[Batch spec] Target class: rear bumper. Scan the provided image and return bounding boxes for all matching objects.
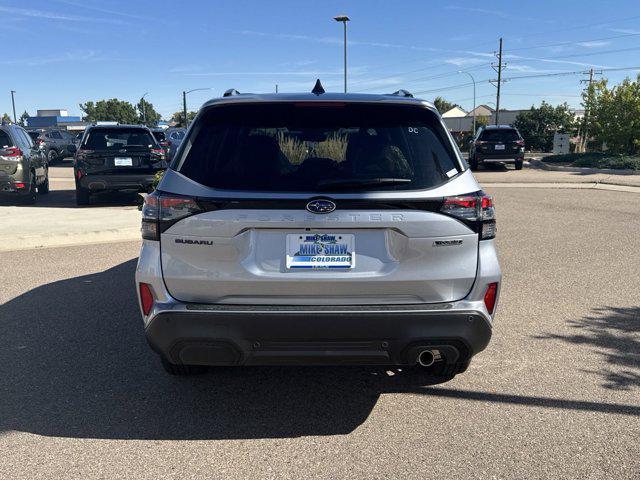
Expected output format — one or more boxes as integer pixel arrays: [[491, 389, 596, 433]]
[[475, 152, 524, 163], [145, 304, 492, 366], [0, 177, 32, 196], [78, 172, 158, 192]]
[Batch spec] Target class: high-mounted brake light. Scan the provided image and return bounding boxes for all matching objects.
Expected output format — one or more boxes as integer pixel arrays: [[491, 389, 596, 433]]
[[139, 282, 154, 316], [141, 191, 202, 240], [440, 193, 496, 240]]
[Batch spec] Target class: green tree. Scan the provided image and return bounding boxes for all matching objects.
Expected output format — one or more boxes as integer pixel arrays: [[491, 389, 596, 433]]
[[513, 101, 575, 151], [18, 111, 30, 126], [585, 75, 640, 154], [136, 99, 162, 127], [1, 113, 11, 124], [80, 99, 139, 124], [171, 110, 197, 127], [433, 97, 458, 115]]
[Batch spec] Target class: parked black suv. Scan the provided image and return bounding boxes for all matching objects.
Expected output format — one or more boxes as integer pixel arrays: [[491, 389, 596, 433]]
[[71, 125, 166, 205], [469, 125, 525, 170], [0, 124, 49, 204]]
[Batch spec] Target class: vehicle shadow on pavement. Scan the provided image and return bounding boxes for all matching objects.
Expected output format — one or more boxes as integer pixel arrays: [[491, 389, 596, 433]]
[[536, 306, 640, 391], [0, 259, 448, 440], [1, 261, 638, 441], [0, 191, 141, 209]]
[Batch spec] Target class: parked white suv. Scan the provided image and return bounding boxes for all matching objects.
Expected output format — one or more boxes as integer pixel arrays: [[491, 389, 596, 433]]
[[136, 85, 501, 381]]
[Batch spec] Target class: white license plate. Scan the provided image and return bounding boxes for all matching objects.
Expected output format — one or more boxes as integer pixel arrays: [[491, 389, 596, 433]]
[[494, 144, 505, 150], [286, 233, 355, 269], [114, 157, 133, 166]]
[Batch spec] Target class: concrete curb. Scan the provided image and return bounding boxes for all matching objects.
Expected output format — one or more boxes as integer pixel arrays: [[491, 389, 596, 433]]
[[527, 158, 640, 176], [483, 182, 640, 194]]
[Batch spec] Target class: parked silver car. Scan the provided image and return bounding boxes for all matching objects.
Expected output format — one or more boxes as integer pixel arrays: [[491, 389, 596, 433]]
[[136, 87, 502, 380]]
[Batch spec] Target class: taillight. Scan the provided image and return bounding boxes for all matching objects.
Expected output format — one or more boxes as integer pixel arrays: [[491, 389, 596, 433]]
[[515, 140, 525, 146], [1, 146, 22, 158], [151, 148, 165, 156], [440, 193, 496, 240], [484, 282, 498, 314], [159, 141, 170, 147], [139, 282, 154, 316], [141, 191, 202, 240]]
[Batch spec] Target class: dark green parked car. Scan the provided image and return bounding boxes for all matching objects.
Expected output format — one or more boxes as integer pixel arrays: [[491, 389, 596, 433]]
[[0, 123, 49, 204]]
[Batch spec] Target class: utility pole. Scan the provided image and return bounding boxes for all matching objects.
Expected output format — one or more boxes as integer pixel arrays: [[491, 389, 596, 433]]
[[182, 91, 188, 128], [10, 90, 17, 124], [490, 38, 506, 125], [275, 84, 278, 94], [579, 68, 602, 152], [334, 15, 350, 93], [141, 92, 148, 126]]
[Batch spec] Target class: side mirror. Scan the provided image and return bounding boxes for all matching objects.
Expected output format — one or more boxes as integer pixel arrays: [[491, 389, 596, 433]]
[[67, 144, 77, 154]]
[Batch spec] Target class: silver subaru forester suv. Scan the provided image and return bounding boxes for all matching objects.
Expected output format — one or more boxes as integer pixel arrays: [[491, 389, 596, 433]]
[[136, 87, 501, 380]]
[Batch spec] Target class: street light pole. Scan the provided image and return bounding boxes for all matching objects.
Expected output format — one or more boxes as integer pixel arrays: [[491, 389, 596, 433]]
[[10, 90, 17, 124], [182, 88, 211, 128], [334, 15, 350, 93], [458, 71, 476, 134], [141, 92, 148, 125]]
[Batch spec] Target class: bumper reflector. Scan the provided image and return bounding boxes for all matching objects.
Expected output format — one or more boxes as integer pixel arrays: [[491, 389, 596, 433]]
[[484, 283, 498, 315], [139, 283, 154, 316]]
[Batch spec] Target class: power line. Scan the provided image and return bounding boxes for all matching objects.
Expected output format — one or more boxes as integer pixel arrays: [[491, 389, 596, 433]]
[[504, 32, 640, 53]]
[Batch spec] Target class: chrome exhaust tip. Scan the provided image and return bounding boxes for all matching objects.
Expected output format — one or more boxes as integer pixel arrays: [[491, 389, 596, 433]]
[[417, 349, 436, 367]]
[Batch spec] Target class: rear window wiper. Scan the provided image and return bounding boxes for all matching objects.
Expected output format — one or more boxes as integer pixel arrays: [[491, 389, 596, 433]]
[[316, 177, 412, 190]]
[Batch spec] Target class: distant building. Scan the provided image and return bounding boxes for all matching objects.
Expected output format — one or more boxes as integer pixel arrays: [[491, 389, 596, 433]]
[[442, 104, 584, 134], [441, 106, 468, 118], [25, 109, 89, 131]]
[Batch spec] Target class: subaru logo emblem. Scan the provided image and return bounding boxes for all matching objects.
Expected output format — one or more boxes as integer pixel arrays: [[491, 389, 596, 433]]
[[306, 199, 336, 214]]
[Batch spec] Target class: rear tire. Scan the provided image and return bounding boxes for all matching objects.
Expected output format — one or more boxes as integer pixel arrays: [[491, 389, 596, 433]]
[[47, 149, 59, 165], [515, 159, 523, 170], [75, 185, 90, 206], [469, 155, 479, 170], [21, 173, 37, 205], [38, 169, 49, 194], [160, 356, 208, 375], [413, 361, 470, 381]]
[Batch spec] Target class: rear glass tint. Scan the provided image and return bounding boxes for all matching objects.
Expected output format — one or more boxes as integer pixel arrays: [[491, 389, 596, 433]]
[[177, 103, 460, 192], [479, 129, 521, 142], [82, 128, 155, 150], [0, 130, 14, 148], [27, 131, 40, 141]]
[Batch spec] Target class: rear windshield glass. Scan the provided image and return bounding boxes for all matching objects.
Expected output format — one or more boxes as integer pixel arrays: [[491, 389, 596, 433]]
[[479, 129, 521, 142], [169, 130, 185, 140], [152, 131, 166, 142], [82, 128, 155, 150], [177, 103, 460, 192], [27, 131, 40, 141], [0, 131, 13, 148]]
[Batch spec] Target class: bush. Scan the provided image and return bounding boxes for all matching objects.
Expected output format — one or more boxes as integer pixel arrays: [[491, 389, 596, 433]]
[[543, 153, 640, 170]]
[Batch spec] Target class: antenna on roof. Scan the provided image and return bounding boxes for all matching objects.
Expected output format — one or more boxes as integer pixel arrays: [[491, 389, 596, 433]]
[[223, 88, 241, 97], [312, 79, 325, 95], [391, 89, 413, 98]]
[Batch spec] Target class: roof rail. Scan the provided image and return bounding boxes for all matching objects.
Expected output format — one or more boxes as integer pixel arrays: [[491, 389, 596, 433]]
[[223, 88, 241, 97], [390, 89, 414, 98]]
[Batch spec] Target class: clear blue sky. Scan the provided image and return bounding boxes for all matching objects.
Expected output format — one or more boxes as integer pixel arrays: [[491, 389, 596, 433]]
[[2, 0, 640, 119]]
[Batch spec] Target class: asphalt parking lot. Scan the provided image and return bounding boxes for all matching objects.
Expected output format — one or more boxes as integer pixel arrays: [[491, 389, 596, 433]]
[[0, 165, 638, 479]]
